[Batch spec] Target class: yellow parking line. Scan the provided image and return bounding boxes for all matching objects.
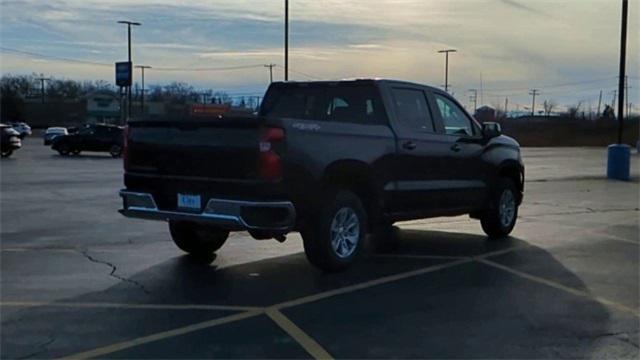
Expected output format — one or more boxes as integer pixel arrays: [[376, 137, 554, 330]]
[[0, 301, 261, 312], [273, 258, 473, 310], [58, 310, 263, 360], [265, 308, 333, 359], [477, 258, 640, 318], [594, 232, 639, 245], [371, 254, 469, 260]]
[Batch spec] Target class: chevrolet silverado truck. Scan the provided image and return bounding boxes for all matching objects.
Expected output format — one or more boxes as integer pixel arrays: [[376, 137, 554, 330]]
[[119, 80, 524, 271]]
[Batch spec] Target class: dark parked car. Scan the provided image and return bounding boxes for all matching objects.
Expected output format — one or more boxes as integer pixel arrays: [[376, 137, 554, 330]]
[[120, 79, 524, 271], [51, 124, 124, 157], [43, 127, 69, 145], [1, 124, 22, 158]]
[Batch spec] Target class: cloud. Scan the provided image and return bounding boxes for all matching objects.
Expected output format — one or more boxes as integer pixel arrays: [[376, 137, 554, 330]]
[[498, 0, 546, 15]]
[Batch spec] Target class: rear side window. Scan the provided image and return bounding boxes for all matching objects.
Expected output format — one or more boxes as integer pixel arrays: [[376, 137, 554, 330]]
[[325, 86, 384, 124], [391, 88, 435, 132]]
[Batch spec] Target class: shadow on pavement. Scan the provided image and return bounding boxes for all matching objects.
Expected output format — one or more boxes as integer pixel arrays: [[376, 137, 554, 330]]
[[2, 229, 634, 359]]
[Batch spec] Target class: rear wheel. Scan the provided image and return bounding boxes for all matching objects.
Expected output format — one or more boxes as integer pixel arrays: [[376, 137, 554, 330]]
[[72, 149, 81, 156], [301, 191, 367, 272], [480, 178, 519, 239], [109, 144, 122, 158], [169, 221, 229, 256], [1, 149, 13, 158], [57, 144, 71, 156]]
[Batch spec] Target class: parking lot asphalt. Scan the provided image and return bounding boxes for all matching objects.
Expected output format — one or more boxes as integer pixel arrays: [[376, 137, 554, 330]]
[[1, 138, 639, 359]]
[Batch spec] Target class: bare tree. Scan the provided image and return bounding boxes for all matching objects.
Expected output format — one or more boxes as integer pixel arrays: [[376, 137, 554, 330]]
[[543, 100, 557, 117]]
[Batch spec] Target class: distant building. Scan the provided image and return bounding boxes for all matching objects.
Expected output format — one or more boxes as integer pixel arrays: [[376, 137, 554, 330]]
[[85, 90, 120, 124]]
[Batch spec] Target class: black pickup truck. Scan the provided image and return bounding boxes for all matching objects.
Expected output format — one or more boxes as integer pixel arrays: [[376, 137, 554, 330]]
[[120, 79, 524, 271]]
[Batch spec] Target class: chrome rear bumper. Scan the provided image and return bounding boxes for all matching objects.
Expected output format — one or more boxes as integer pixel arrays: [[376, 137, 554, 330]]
[[119, 190, 296, 231]]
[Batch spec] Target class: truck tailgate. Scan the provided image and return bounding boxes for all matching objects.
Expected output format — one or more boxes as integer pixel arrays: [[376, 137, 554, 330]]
[[126, 117, 265, 180]]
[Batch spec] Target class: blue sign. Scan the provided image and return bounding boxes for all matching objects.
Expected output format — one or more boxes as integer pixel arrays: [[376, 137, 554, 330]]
[[115, 61, 132, 87]]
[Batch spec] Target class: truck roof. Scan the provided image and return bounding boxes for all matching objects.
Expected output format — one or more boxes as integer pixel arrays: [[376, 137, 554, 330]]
[[270, 79, 444, 93]]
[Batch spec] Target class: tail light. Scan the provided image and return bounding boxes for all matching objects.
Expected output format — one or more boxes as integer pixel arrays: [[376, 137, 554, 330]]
[[258, 127, 285, 180], [123, 125, 130, 169]]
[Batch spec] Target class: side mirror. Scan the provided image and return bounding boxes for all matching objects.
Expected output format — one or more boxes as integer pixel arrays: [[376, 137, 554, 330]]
[[482, 122, 502, 139]]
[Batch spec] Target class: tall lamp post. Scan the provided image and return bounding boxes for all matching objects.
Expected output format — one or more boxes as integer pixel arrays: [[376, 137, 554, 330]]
[[284, 0, 289, 81], [607, 0, 630, 181], [117, 20, 141, 120], [438, 49, 457, 93], [135, 65, 151, 114]]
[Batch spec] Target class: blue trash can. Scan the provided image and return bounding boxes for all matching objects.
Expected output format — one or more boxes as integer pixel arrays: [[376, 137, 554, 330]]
[[607, 144, 631, 181]]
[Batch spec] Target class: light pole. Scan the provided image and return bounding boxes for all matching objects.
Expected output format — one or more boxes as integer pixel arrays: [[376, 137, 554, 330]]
[[117, 20, 141, 120], [135, 65, 151, 114], [284, 0, 289, 81], [438, 49, 457, 93], [35, 76, 50, 104]]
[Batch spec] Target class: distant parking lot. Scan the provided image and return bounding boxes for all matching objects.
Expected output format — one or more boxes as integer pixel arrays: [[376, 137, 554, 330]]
[[1, 138, 639, 359]]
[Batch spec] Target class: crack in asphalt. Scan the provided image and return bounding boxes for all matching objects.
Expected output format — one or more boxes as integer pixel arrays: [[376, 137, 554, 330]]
[[17, 336, 56, 360], [78, 250, 150, 294], [589, 331, 640, 349]]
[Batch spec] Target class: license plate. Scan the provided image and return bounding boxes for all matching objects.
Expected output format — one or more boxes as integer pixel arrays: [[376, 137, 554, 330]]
[[177, 194, 201, 210]]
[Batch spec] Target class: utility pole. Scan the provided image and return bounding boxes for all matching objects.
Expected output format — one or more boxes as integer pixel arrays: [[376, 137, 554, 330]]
[[597, 90, 603, 117], [135, 65, 151, 114], [504, 98, 509, 117], [611, 90, 617, 109], [35, 76, 50, 104], [468, 89, 478, 113], [284, 0, 289, 81], [437, 49, 457, 93], [529, 89, 540, 116], [117, 20, 141, 121], [264, 63, 276, 83], [616, 0, 628, 144]]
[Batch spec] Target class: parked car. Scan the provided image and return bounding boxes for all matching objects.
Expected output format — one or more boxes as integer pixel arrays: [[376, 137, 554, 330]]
[[51, 124, 124, 157], [1, 124, 22, 158], [119, 79, 525, 271], [43, 127, 69, 145], [10, 122, 32, 139]]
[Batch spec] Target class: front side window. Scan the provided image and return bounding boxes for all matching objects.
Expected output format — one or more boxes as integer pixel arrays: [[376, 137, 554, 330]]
[[391, 88, 435, 132], [434, 94, 475, 136]]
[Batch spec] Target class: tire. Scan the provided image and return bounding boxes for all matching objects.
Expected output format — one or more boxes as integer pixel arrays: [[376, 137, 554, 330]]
[[169, 221, 229, 255], [57, 144, 71, 156], [480, 178, 519, 239], [369, 223, 400, 253], [72, 149, 81, 156], [109, 145, 122, 158], [301, 190, 367, 272], [1, 149, 13, 158]]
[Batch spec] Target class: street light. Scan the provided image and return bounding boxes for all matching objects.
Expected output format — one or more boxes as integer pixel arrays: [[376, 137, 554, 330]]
[[284, 0, 289, 81], [135, 65, 151, 114], [117, 20, 141, 120], [438, 49, 457, 93]]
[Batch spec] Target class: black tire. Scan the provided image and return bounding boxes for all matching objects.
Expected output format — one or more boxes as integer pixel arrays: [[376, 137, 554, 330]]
[[480, 178, 519, 239], [109, 145, 122, 158], [57, 144, 71, 156], [169, 221, 229, 255], [301, 190, 367, 272], [369, 223, 400, 253], [72, 149, 81, 156], [1, 149, 13, 158]]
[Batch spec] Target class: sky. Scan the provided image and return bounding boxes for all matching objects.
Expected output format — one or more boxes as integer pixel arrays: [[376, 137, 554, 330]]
[[0, 0, 638, 111]]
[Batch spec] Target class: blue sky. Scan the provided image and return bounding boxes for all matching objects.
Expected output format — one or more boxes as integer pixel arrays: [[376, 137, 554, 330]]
[[0, 0, 638, 111]]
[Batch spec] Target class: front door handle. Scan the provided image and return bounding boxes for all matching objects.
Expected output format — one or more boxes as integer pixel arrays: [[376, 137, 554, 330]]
[[451, 143, 461, 152], [402, 141, 417, 150]]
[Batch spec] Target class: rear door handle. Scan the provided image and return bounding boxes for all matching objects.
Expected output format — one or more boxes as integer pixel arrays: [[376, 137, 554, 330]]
[[450, 143, 461, 152], [402, 141, 417, 150]]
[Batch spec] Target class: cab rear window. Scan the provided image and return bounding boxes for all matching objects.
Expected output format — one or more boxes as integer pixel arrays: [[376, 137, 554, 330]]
[[261, 84, 386, 125]]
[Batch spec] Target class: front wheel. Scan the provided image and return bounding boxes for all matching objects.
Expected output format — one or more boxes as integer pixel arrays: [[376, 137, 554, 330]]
[[480, 178, 519, 239], [57, 144, 71, 156], [301, 191, 367, 272], [169, 221, 229, 256]]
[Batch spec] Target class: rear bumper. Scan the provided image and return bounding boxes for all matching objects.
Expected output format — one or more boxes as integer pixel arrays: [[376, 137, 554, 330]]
[[119, 190, 296, 232]]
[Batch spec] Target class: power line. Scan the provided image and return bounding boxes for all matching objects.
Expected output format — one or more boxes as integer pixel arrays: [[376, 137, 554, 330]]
[[0, 46, 112, 67]]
